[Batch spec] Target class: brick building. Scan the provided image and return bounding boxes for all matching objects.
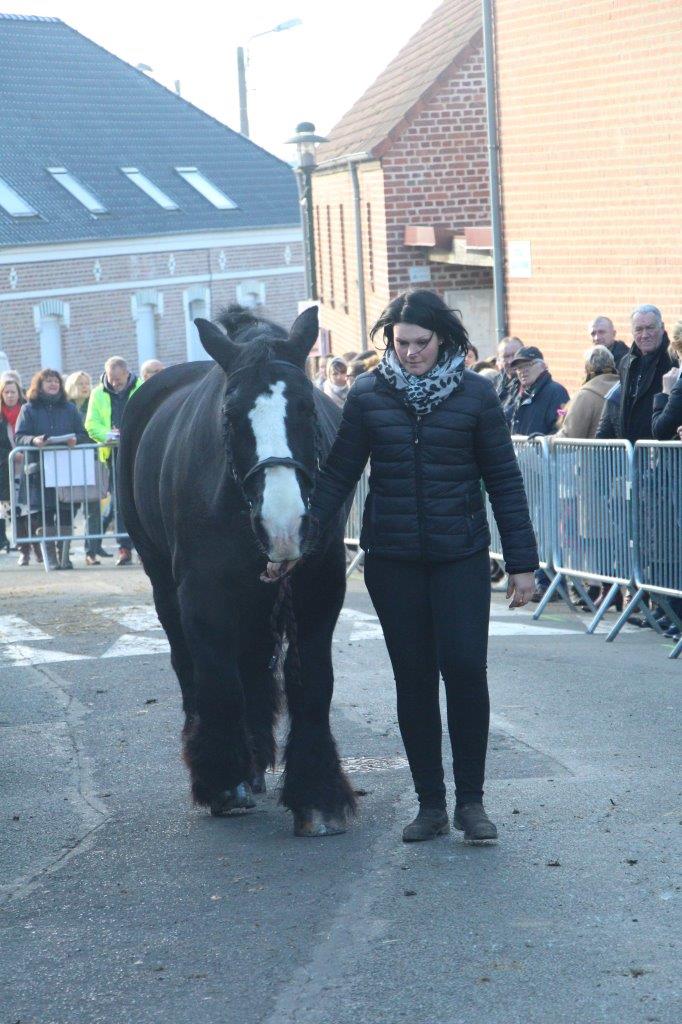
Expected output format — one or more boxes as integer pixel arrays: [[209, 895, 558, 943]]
[[493, 0, 682, 391], [0, 14, 304, 384], [310, 0, 494, 358]]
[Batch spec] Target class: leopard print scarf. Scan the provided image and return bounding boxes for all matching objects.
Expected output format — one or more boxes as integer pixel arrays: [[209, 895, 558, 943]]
[[376, 347, 465, 415]]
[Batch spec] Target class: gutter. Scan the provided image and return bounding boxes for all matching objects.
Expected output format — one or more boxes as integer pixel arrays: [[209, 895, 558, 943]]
[[482, 0, 507, 341], [349, 159, 368, 347]]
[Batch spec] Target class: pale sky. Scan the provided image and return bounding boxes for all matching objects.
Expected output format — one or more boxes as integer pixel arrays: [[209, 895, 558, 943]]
[[6, 0, 441, 160]]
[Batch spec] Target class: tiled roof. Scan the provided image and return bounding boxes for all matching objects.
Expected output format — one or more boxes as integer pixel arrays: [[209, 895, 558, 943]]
[[316, 0, 482, 164], [0, 14, 299, 247]]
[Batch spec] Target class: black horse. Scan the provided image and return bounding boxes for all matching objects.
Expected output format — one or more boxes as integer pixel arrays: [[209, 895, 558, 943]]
[[118, 305, 356, 836]]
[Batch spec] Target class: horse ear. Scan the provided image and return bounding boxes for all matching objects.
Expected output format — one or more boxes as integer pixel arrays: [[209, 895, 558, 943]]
[[286, 305, 320, 366], [194, 318, 239, 372]]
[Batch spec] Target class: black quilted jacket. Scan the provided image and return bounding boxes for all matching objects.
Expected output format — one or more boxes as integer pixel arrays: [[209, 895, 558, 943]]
[[311, 369, 539, 574]]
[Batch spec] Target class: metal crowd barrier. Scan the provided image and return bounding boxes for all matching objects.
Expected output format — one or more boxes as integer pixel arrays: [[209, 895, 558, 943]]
[[540, 439, 649, 633], [7, 442, 124, 572], [344, 467, 369, 576], [490, 436, 681, 658], [630, 441, 682, 657]]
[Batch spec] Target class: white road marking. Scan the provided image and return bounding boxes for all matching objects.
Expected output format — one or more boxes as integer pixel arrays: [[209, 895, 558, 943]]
[[0, 644, 89, 666], [489, 621, 576, 636], [337, 607, 385, 641], [0, 615, 52, 643], [101, 634, 170, 659], [93, 605, 161, 632]]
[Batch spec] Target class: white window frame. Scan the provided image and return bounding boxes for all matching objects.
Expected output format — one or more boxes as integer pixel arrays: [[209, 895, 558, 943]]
[[0, 177, 38, 217], [47, 167, 107, 213], [131, 290, 163, 367], [33, 299, 70, 372], [120, 168, 178, 210], [175, 167, 237, 209], [183, 286, 212, 361], [236, 280, 266, 310]]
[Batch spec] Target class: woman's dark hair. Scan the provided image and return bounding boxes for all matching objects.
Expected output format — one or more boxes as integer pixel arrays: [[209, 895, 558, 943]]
[[27, 368, 66, 403], [369, 289, 469, 356]]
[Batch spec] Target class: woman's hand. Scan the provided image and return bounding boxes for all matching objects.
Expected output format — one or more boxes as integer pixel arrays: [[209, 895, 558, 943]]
[[264, 559, 300, 581], [662, 367, 680, 395], [506, 572, 536, 609], [33, 435, 46, 447], [66, 436, 77, 447]]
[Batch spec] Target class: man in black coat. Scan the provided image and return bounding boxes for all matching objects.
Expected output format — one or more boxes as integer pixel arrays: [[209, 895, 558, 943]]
[[596, 304, 674, 443], [589, 315, 630, 370], [495, 335, 522, 424], [509, 347, 570, 437], [596, 305, 678, 632]]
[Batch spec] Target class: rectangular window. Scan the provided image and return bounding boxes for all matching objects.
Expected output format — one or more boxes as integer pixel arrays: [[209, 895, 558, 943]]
[[339, 204, 349, 313], [315, 205, 324, 303], [366, 202, 375, 292], [47, 167, 107, 213], [121, 168, 178, 210], [0, 177, 38, 217], [326, 205, 335, 308], [175, 167, 236, 209]]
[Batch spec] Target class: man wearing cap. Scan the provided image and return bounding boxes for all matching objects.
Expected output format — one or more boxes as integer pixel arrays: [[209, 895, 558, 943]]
[[509, 347, 570, 437]]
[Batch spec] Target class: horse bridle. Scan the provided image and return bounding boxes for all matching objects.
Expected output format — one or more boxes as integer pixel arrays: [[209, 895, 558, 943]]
[[224, 360, 321, 511]]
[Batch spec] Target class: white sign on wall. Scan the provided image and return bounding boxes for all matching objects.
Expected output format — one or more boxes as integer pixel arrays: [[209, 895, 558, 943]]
[[507, 240, 532, 278], [408, 265, 432, 284]]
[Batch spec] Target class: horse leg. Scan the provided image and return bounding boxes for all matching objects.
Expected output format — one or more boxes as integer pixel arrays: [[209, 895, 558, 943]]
[[145, 559, 196, 726], [238, 635, 281, 795], [176, 574, 255, 815], [281, 549, 357, 836]]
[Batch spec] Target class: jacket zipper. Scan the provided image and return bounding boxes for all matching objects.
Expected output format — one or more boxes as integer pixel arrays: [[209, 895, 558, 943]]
[[413, 413, 426, 558]]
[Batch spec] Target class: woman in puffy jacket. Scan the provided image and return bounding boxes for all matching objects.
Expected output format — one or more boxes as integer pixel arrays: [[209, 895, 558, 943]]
[[15, 368, 89, 568], [268, 290, 538, 845]]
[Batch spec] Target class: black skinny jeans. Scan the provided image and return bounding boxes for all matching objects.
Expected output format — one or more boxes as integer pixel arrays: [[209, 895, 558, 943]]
[[364, 548, 491, 810]]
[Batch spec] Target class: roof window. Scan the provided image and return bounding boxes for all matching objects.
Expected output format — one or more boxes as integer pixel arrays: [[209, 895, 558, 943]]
[[121, 168, 179, 210], [0, 177, 38, 217], [175, 167, 236, 209], [47, 167, 107, 213]]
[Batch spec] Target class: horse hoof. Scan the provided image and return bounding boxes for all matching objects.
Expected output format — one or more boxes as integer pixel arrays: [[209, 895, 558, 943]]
[[293, 810, 348, 837], [251, 770, 266, 795], [210, 782, 256, 816]]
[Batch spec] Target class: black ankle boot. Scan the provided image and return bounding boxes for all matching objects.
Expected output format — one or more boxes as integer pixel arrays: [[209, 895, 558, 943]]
[[402, 807, 450, 843], [453, 803, 498, 842]]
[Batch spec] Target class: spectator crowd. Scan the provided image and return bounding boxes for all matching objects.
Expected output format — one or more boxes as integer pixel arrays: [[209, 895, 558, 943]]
[[0, 355, 165, 569], [2, 299, 681, 639]]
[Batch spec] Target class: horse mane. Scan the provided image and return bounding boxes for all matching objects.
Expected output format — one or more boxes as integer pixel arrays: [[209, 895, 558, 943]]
[[218, 305, 288, 347]]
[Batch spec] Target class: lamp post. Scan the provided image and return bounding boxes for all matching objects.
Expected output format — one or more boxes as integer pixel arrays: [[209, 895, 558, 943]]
[[237, 18, 302, 139], [286, 122, 327, 302]]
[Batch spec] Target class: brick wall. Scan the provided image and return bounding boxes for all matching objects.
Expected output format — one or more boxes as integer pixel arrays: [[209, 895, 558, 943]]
[[382, 41, 492, 300], [0, 239, 304, 383], [495, 0, 682, 393], [311, 40, 492, 357]]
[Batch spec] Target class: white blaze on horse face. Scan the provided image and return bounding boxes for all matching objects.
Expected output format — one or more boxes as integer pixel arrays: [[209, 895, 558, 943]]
[[248, 380, 305, 561]]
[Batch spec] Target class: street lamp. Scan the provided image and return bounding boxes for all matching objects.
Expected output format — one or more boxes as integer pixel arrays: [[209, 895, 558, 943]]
[[286, 121, 327, 301], [237, 18, 302, 138]]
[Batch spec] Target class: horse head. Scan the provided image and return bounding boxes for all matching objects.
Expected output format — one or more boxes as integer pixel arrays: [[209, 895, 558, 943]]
[[194, 306, 320, 563]]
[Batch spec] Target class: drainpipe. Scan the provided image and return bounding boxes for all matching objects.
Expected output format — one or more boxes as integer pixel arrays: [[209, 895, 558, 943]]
[[482, 0, 507, 341], [349, 160, 368, 348]]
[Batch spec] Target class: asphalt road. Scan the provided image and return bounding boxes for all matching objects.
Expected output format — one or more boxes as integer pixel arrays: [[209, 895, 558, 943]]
[[1, 548, 680, 1024]]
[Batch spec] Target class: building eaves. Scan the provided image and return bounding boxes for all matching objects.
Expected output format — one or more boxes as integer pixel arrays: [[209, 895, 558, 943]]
[[315, 0, 482, 164]]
